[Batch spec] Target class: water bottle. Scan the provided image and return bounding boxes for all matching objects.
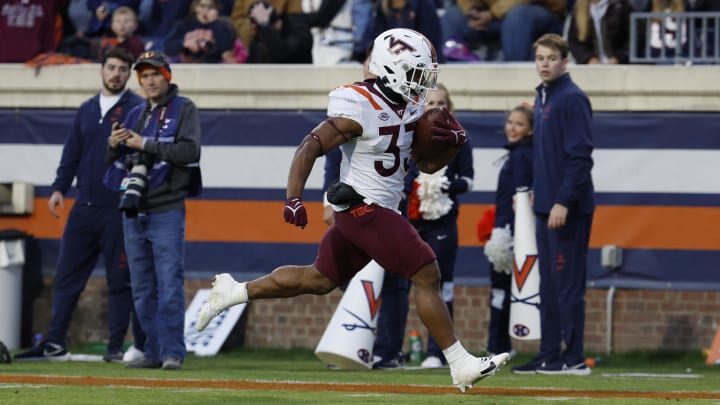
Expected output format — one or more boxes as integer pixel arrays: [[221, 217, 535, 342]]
[[34, 333, 43, 347], [409, 329, 424, 363]]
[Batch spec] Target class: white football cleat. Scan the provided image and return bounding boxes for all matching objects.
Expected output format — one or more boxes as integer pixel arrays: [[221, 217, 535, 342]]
[[122, 345, 144, 363], [451, 352, 509, 392], [196, 273, 243, 331], [420, 355, 444, 369]]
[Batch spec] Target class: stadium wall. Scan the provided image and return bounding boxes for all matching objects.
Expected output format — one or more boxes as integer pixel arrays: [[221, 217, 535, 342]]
[[30, 278, 720, 355], [2, 63, 719, 353]]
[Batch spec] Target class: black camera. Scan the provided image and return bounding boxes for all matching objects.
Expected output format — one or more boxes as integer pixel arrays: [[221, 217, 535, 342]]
[[118, 161, 148, 218]]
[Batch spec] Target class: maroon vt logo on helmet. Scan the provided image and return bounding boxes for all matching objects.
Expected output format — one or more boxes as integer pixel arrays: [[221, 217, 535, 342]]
[[388, 36, 416, 55]]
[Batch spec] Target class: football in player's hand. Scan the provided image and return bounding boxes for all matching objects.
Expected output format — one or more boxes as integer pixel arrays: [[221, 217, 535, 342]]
[[412, 107, 451, 159]]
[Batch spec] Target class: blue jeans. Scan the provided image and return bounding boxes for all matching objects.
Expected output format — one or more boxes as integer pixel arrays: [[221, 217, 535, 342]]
[[123, 208, 187, 362], [501, 5, 564, 61], [351, 0, 373, 57], [441, 4, 563, 61], [441, 5, 502, 46]]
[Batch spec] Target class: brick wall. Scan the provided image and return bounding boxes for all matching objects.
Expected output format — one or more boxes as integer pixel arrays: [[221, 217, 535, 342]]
[[28, 277, 720, 354]]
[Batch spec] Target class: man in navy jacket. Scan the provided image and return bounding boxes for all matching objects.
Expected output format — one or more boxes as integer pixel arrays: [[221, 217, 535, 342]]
[[512, 33, 595, 376], [15, 47, 146, 363]]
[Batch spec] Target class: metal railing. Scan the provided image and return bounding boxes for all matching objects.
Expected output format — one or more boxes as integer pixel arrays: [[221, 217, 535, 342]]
[[630, 11, 720, 64]]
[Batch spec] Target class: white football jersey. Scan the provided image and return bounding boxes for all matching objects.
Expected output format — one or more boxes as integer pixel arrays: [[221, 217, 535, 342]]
[[327, 81, 423, 212]]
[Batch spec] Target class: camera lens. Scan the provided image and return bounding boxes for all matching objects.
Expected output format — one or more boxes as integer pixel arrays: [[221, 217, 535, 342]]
[[119, 164, 148, 217]]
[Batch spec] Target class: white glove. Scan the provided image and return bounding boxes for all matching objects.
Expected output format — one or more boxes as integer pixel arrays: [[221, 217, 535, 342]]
[[484, 225, 514, 275]]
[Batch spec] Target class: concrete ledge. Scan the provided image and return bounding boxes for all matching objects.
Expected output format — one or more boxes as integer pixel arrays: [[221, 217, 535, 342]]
[[1, 63, 719, 111]]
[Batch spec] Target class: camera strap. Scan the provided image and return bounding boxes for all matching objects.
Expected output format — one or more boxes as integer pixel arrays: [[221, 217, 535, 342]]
[[134, 103, 168, 139], [155, 105, 168, 140], [120, 105, 168, 191]]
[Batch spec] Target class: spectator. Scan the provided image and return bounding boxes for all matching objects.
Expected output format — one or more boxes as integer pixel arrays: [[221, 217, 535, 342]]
[[245, 1, 313, 63], [139, 0, 192, 50], [108, 6, 146, 57], [14, 47, 146, 363], [60, 6, 146, 61], [483, 104, 533, 360], [441, 0, 567, 62], [86, 0, 140, 36], [631, 0, 720, 62], [164, 0, 236, 63], [404, 84, 473, 368], [355, 0, 446, 63], [0, 0, 64, 63], [230, 0, 302, 52], [511, 33, 595, 376], [105, 51, 202, 370], [196, 28, 509, 392], [648, 0, 687, 58], [567, 0, 633, 64], [642, 0, 719, 61], [300, 0, 355, 65]]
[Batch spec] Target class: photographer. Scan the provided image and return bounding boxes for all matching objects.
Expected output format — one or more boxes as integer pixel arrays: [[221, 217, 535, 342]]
[[105, 51, 201, 371]]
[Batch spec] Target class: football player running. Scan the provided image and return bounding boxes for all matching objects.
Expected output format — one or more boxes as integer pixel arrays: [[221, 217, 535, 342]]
[[197, 28, 509, 391]]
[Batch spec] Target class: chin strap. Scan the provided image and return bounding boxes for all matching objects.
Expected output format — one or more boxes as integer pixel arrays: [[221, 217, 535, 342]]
[[376, 77, 405, 104]]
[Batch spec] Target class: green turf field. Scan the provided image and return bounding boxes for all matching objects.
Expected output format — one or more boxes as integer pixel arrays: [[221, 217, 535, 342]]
[[1, 347, 719, 404]]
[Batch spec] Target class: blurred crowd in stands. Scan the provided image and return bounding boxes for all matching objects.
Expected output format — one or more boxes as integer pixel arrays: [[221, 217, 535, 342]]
[[1, 0, 719, 64]]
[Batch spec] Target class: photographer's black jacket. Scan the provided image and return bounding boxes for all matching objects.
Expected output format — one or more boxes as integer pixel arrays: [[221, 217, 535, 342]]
[[105, 84, 201, 214]]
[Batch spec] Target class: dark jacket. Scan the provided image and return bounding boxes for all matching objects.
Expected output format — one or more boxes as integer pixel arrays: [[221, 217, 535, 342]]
[[53, 89, 144, 207], [568, 0, 632, 64], [323, 147, 341, 192], [164, 18, 236, 63], [247, 15, 313, 63], [532, 73, 595, 216], [105, 84, 201, 213], [494, 137, 533, 232]]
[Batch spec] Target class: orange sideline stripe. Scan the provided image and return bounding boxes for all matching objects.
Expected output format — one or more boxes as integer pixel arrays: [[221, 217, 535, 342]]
[[1, 199, 719, 250]]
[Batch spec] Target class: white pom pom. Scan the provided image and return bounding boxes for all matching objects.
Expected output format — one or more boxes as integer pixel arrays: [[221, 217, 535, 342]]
[[415, 167, 454, 220], [484, 225, 514, 274]]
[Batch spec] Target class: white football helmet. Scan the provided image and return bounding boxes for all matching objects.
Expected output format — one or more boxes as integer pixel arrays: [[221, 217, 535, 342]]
[[369, 28, 439, 106]]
